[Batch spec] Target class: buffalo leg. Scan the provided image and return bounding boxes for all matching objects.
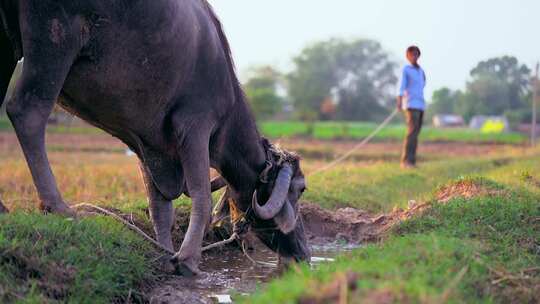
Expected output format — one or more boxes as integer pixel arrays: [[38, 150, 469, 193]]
[[171, 127, 212, 276], [0, 25, 16, 108], [139, 162, 175, 252], [0, 27, 16, 213], [6, 8, 82, 214]]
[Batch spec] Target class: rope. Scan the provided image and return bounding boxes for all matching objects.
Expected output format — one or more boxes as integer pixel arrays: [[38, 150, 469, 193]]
[[241, 240, 277, 268], [72, 203, 175, 255], [70, 110, 399, 268], [308, 109, 399, 177], [201, 233, 239, 252], [72, 203, 273, 267]]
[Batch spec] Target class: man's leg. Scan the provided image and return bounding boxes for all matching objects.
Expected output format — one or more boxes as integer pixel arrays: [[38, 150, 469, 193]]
[[411, 111, 424, 165], [402, 110, 423, 166], [401, 110, 415, 166], [408, 110, 424, 165]]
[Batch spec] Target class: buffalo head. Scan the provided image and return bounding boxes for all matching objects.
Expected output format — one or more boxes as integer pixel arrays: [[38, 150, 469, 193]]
[[249, 144, 310, 264]]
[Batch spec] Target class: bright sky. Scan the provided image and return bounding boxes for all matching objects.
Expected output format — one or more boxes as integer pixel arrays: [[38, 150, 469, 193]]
[[208, 0, 539, 100]]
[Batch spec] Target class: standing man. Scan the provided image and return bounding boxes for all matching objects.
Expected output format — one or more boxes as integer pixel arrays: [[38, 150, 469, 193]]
[[397, 46, 426, 169]]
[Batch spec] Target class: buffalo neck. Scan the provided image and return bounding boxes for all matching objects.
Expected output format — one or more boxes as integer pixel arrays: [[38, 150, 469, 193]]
[[212, 96, 266, 208]]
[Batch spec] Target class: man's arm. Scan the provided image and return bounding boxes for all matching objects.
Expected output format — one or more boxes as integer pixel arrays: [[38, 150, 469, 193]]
[[397, 95, 403, 110], [397, 68, 408, 110]]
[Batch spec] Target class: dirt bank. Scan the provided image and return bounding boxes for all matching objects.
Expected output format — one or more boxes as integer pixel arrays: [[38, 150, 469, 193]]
[[300, 201, 429, 244], [301, 177, 505, 244], [78, 178, 502, 303]]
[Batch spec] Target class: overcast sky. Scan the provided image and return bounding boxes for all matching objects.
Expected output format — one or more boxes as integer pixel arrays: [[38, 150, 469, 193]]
[[208, 0, 539, 99]]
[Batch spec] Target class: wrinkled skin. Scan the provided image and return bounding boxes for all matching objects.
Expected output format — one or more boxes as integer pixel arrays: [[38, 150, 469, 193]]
[[0, 0, 309, 276]]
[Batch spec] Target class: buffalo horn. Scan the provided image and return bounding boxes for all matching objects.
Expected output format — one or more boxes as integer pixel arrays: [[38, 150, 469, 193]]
[[252, 164, 293, 220]]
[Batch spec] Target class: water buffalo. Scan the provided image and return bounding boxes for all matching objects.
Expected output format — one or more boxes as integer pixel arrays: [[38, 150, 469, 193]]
[[0, 0, 310, 275]]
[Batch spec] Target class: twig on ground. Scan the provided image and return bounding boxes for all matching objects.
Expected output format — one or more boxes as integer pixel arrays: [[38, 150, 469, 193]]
[[474, 255, 538, 287], [201, 233, 239, 252], [72, 203, 278, 269], [522, 267, 540, 274], [126, 289, 132, 304], [241, 241, 276, 268], [72, 203, 175, 255], [439, 265, 469, 303]]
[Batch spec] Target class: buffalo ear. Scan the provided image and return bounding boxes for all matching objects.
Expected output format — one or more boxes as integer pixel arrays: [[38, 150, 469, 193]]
[[273, 201, 297, 234]]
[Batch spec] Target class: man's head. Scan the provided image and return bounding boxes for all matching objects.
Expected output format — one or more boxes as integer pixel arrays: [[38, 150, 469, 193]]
[[406, 46, 421, 67]]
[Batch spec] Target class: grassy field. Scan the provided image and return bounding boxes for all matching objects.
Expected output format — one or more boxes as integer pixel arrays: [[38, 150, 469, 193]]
[[0, 117, 529, 144], [260, 121, 527, 144], [304, 148, 539, 212], [244, 178, 540, 303], [0, 126, 538, 302], [0, 214, 155, 303]]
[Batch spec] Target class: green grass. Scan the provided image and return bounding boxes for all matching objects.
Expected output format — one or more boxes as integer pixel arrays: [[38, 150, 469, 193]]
[[304, 152, 540, 213], [260, 121, 527, 144], [243, 178, 540, 303], [0, 116, 103, 135], [0, 117, 536, 302], [0, 117, 527, 144], [0, 213, 156, 303]]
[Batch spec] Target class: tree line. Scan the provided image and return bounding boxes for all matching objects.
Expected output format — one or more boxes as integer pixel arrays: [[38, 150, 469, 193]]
[[1, 39, 534, 127], [245, 38, 535, 125], [428, 56, 532, 124]]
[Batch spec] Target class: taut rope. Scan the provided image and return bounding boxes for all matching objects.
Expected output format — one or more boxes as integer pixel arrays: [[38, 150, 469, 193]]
[[308, 109, 399, 177]]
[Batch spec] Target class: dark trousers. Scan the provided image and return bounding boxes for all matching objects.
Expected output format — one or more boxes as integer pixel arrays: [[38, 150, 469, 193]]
[[401, 109, 424, 165]]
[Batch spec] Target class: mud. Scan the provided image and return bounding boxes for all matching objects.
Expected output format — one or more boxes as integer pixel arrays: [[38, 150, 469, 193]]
[[300, 200, 430, 244], [147, 241, 353, 304], [143, 199, 437, 304]]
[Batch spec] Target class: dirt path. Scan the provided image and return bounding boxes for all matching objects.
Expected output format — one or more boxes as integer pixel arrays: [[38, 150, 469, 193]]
[[278, 138, 521, 161], [0, 132, 517, 158]]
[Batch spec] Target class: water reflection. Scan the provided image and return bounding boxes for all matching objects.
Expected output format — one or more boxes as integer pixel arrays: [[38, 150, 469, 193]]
[[174, 241, 361, 303]]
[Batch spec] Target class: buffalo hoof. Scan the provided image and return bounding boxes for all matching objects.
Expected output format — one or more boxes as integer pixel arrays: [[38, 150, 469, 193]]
[[40, 201, 76, 217], [156, 255, 177, 274], [170, 257, 201, 278], [277, 256, 296, 274]]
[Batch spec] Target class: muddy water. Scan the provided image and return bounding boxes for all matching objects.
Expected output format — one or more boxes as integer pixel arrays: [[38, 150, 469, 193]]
[[159, 241, 360, 303]]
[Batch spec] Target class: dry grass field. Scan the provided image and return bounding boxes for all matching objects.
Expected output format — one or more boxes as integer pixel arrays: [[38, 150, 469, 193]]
[[0, 127, 538, 303]]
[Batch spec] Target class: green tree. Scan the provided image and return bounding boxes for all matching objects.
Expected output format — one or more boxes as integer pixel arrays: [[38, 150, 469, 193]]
[[243, 66, 283, 120], [470, 56, 530, 108], [288, 38, 397, 121], [456, 56, 531, 122], [428, 88, 460, 114]]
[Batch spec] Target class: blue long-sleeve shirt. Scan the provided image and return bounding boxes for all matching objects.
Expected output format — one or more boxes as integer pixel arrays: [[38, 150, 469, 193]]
[[399, 65, 426, 111]]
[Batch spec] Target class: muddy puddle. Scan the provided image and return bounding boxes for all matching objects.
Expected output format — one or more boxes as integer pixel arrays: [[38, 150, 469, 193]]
[[147, 201, 423, 303], [149, 241, 360, 304]]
